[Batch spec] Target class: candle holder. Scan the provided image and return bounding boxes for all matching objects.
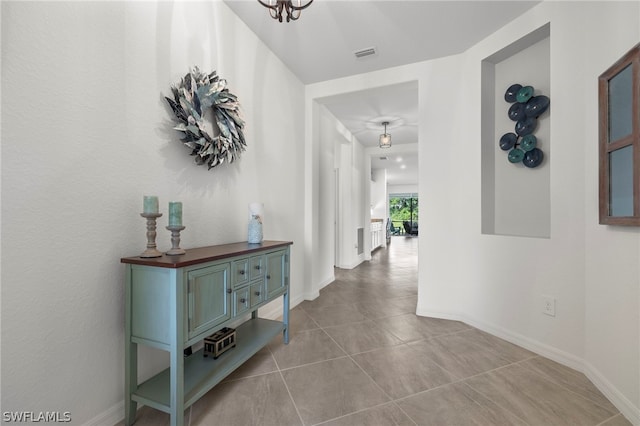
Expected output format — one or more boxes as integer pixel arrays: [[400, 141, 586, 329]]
[[166, 225, 186, 255], [140, 212, 163, 258]]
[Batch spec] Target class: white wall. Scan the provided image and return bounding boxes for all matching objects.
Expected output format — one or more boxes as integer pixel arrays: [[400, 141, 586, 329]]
[[418, 2, 640, 422], [337, 135, 368, 268], [316, 105, 350, 287], [1, 1, 305, 424], [370, 168, 387, 222], [305, 2, 639, 423], [388, 184, 418, 195], [581, 2, 640, 418], [303, 98, 369, 288], [352, 137, 368, 260]]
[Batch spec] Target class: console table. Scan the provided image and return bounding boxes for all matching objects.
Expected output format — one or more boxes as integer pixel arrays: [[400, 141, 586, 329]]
[[121, 240, 292, 426]]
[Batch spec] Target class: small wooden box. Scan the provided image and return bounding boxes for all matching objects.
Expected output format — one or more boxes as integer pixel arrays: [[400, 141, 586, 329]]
[[203, 327, 236, 359]]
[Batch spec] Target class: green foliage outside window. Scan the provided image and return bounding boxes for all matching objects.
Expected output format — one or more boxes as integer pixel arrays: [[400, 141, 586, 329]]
[[389, 196, 419, 223]]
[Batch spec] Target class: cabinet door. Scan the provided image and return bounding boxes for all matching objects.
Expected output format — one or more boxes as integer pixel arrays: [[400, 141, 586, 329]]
[[265, 250, 287, 300], [187, 263, 231, 339]]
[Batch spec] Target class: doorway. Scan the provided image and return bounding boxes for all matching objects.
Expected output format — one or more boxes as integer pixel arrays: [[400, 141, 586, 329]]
[[389, 193, 419, 236]]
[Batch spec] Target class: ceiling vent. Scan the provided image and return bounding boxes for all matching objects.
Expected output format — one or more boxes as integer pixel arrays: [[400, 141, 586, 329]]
[[379, 156, 388, 160], [354, 47, 377, 59]]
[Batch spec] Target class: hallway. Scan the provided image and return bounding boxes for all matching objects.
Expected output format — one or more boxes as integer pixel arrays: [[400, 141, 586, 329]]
[[127, 237, 629, 426]]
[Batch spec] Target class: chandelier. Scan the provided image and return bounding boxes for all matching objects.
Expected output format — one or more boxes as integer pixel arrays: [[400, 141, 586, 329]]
[[257, 0, 313, 22], [379, 122, 392, 148]]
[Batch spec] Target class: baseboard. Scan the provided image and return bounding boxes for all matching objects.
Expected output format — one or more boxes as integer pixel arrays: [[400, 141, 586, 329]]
[[462, 315, 585, 371], [301, 275, 334, 303], [415, 306, 463, 322], [318, 274, 335, 291], [583, 361, 640, 425], [303, 290, 320, 301], [417, 307, 640, 424], [82, 401, 123, 426], [290, 293, 305, 310]]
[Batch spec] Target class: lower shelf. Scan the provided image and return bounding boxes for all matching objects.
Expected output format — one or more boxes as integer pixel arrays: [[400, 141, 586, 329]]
[[133, 318, 285, 411]]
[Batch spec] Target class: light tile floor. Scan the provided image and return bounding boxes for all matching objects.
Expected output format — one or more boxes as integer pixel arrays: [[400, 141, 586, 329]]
[[124, 237, 631, 426]]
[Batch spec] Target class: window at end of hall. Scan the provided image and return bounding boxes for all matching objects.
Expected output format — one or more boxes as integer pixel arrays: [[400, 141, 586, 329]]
[[389, 194, 418, 232]]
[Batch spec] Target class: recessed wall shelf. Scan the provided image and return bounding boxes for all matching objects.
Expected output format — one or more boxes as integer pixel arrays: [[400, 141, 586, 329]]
[[481, 23, 551, 238]]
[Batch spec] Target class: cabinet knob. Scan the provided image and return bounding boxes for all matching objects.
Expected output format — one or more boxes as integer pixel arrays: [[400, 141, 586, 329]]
[[255, 265, 261, 270], [227, 288, 232, 294], [239, 270, 245, 275], [240, 298, 247, 304], [254, 291, 261, 296], [266, 275, 271, 280]]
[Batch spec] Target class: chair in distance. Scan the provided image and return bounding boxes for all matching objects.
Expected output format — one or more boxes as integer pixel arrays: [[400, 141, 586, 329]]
[[388, 219, 401, 236], [403, 220, 418, 236]]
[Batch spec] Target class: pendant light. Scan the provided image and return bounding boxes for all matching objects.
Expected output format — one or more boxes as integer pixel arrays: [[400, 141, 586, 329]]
[[379, 122, 392, 148]]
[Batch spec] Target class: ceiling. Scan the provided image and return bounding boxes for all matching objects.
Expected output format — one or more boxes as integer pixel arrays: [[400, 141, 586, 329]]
[[225, 0, 541, 185], [318, 81, 420, 185]]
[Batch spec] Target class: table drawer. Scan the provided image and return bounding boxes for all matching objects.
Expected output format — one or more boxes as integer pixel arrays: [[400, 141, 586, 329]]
[[250, 282, 264, 307], [233, 287, 250, 317], [249, 255, 265, 281], [231, 258, 249, 287]]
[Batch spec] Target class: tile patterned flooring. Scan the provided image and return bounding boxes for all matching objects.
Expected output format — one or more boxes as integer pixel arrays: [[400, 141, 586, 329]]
[[125, 237, 631, 426]]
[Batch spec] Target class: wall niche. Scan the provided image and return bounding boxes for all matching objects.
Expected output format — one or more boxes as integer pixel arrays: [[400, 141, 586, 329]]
[[481, 24, 551, 238]]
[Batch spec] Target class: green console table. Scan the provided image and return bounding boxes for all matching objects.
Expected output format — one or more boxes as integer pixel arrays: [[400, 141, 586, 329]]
[[121, 240, 292, 426]]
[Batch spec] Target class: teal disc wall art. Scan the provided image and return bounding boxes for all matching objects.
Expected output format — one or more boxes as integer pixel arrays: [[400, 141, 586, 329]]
[[521, 134, 537, 152], [498, 83, 550, 168], [499, 133, 518, 151], [508, 148, 525, 163]]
